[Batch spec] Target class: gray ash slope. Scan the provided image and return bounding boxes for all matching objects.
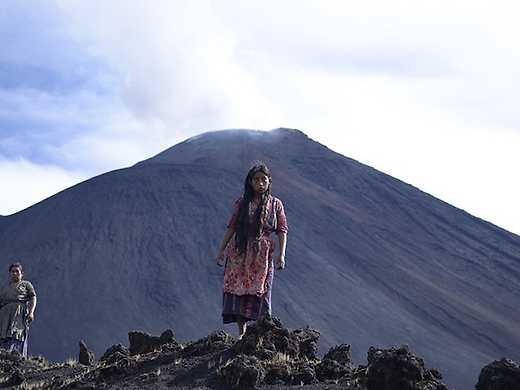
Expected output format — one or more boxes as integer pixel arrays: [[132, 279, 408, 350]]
[[1, 128, 519, 389]]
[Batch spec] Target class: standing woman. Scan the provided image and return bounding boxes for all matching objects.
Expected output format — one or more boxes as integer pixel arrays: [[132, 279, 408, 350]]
[[0, 262, 37, 356], [216, 163, 288, 339]]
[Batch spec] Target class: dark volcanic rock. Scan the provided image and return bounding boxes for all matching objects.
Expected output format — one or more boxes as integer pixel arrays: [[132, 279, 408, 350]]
[[218, 354, 264, 389], [2, 367, 25, 387], [181, 330, 234, 358], [316, 357, 351, 381], [264, 363, 293, 385], [226, 317, 322, 386], [100, 343, 129, 364], [128, 329, 177, 355], [98, 356, 136, 380], [234, 316, 320, 361], [293, 362, 318, 385], [476, 358, 520, 390], [316, 343, 353, 381], [0, 324, 458, 390], [365, 346, 447, 390], [78, 340, 95, 365], [324, 343, 353, 366]]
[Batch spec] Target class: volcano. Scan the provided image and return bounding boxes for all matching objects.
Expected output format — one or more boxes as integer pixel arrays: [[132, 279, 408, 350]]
[[1, 128, 519, 389]]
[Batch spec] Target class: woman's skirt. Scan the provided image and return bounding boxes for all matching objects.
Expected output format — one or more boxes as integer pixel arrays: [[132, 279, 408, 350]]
[[222, 260, 274, 324], [0, 336, 28, 357]]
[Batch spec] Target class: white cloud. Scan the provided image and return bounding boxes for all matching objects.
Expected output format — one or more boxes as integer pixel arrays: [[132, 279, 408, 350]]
[[52, 0, 520, 138], [56, 1, 284, 132], [0, 157, 86, 216]]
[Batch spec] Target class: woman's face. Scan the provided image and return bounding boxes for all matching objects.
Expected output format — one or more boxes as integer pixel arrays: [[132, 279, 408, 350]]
[[250, 172, 270, 195], [9, 266, 22, 283]]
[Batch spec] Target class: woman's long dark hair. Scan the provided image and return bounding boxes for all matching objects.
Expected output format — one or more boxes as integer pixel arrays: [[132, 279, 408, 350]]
[[235, 163, 272, 254]]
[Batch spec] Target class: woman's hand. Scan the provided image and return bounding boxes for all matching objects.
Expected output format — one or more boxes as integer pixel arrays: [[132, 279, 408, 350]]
[[276, 254, 285, 270], [26, 312, 34, 323], [216, 249, 226, 266]]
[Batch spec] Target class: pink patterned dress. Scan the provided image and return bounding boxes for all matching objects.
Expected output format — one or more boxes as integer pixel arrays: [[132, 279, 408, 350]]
[[222, 195, 288, 323]]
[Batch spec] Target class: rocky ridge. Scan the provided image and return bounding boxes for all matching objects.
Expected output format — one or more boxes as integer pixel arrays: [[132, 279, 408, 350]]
[[1, 317, 515, 389]]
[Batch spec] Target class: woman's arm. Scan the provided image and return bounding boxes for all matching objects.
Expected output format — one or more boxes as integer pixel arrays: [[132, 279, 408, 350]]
[[275, 198, 288, 269], [27, 295, 37, 322], [216, 227, 235, 265], [276, 232, 287, 269], [24, 281, 37, 322], [218, 228, 235, 256], [216, 199, 241, 265]]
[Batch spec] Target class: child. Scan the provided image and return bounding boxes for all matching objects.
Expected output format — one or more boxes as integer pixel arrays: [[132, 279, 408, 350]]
[[216, 163, 288, 339]]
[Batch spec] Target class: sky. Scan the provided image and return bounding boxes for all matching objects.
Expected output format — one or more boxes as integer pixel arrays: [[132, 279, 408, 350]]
[[1, 0, 519, 235]]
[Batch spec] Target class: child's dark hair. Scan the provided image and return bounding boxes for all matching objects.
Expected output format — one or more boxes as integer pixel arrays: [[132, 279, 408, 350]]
[[9, 262, 23, 272], [235, 163, 272, 254]]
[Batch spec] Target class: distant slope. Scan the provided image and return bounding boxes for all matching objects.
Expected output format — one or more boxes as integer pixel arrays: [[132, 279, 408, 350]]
[[1, 128, 519, 389]]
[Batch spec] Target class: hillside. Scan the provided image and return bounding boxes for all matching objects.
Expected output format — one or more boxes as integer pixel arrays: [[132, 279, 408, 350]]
[[1, 128, 519, 389]]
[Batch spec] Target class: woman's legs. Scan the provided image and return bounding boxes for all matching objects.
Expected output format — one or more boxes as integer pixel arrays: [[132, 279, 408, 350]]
[[237, 317, 247, 339], [0, 337, 25, 356]]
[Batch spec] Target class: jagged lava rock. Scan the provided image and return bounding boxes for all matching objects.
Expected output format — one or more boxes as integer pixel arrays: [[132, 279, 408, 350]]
[[365, 345, 447, 390], [316, 344, 353, 381], [100, 343, 130, 364], [181, 330, 234, 358], [476, 358, 520, 390], [233, 315, 320, 361], [218, 354, 264, 389], [0, 323, 456, 390], [78, 340, 95, 365], [223, 316, 322, 386], [128, 329, 177, 355]]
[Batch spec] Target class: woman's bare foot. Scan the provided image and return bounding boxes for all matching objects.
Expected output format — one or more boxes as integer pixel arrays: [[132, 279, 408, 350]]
[[237, 319, 247, 340]]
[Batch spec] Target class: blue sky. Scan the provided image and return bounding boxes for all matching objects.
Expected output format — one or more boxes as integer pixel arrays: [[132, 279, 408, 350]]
[[1, 0, 520, 235]]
